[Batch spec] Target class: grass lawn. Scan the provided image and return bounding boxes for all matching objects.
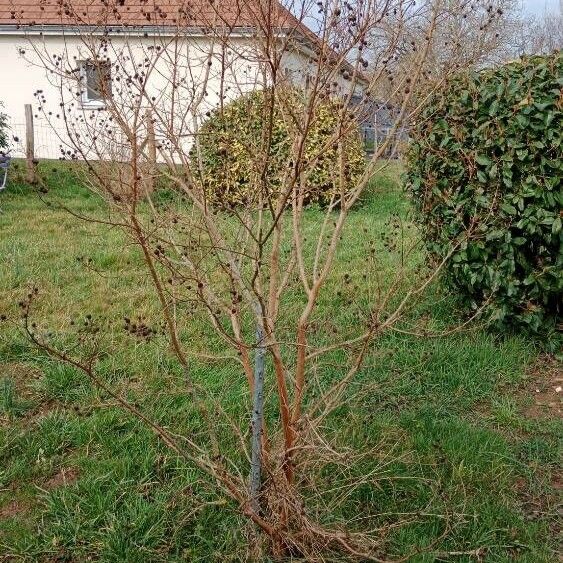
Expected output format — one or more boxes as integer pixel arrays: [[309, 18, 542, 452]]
[[0, 162, 561, 562]]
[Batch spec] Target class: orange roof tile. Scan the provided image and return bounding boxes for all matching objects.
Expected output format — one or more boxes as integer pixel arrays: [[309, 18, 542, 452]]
[[0, 0, 307, 33], [0, 1, 366, 85]]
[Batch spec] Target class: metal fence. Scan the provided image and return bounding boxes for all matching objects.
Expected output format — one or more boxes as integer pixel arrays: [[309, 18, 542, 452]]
[[7, 120, 65, 160], [5, 107, 406, 163], [362, 126, 407, 159]]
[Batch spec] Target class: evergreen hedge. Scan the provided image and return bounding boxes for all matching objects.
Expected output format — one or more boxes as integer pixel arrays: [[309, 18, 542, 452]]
[[405, 53, 562, 337], [0, 103, 8, 151]]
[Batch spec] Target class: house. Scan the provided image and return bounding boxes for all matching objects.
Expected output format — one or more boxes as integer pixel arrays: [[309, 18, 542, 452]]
[[0, 0, 367, 159]]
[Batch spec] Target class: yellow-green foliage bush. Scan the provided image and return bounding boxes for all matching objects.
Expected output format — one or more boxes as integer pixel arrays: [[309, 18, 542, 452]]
[[194, 89, 366, 207]]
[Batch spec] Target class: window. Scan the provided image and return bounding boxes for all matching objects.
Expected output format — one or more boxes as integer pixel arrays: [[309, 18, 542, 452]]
[[79, 60, 112, 106]]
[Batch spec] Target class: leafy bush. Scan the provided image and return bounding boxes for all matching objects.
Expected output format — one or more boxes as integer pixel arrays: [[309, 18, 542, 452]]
[[0, 103, 7, 151], [194, 89, 366, 207], [405, 53, 562, 336]]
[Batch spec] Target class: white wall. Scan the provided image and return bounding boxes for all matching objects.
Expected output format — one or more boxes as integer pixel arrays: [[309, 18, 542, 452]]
[[0, 35, 59, 157], [0, 32, 263, 159], [0, 30, 363, 160]]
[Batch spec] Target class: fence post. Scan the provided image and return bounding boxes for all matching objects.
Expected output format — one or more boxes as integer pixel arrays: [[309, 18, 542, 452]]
[[145, 109, 157, 194], [24, 104, 38, 184]]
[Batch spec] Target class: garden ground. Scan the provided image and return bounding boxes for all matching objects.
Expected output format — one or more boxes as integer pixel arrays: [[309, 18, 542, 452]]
[[0, 162, 561, 562]]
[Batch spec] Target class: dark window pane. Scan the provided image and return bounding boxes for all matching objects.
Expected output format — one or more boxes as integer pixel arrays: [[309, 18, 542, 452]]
[[83, 61, 111, 102]]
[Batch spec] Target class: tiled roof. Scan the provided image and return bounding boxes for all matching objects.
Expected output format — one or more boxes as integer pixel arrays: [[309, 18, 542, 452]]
[[0, 1, 367, 85], [0, 0, 306, 32]]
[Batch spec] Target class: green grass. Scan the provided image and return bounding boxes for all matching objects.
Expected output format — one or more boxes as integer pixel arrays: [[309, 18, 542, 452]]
[[0, 162, 561, 562]]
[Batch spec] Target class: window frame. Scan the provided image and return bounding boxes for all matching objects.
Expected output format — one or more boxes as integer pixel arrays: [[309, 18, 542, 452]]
[[78, 59, 112, 108]]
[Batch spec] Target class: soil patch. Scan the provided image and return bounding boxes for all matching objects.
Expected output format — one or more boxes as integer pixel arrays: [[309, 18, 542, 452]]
[[0, 499, 30, 520], [0, 362, 43, 400], [42, 467, 80, 490], [522, 355, 562, 419]]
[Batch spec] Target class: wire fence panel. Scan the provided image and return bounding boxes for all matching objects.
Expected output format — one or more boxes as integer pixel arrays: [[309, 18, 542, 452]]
[[5, 115, 405, 162], [7, 121, 68, 160]]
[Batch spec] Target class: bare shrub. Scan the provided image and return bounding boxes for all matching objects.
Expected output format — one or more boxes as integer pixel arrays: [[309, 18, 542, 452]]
[[8, 0, 502, 558]]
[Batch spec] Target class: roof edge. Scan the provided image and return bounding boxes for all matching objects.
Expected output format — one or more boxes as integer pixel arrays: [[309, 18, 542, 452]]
[[0, 23, 275, 36]]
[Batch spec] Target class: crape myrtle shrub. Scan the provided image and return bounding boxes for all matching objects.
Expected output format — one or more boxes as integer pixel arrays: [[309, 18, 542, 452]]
[[405, 53, 562, 336], [194, 88, 366, 208]]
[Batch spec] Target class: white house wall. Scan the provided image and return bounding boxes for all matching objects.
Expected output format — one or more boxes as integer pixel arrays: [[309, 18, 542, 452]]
[[0, 30, 362, 161]]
